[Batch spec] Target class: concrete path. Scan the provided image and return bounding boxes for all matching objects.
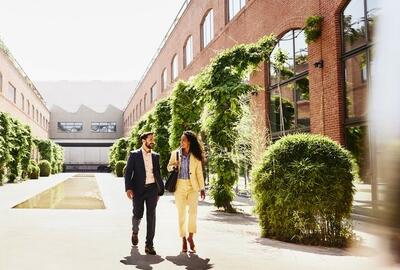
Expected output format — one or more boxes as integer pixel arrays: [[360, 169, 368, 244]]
[[0, 173, 396, 270]]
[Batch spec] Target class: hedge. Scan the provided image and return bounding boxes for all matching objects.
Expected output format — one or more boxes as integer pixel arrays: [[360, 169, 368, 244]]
[[38, 160, 51, 177], [116, 160, 127, 178], [251, 134, 357, 247]]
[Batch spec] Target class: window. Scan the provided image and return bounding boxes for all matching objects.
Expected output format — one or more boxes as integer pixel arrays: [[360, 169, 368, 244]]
[[144, 94, 148, 111], [161, 69, 168, 91], [171, 54, 178, 81], [228, 0, 246, 21], [57, 122, 83, 133], [36, 109, 39, 123], [27, 100, 30, 115], [91, 122, 116, 133], [32, 105, 35, 120], [6, 83, 16, 103], [40, 113, 42, 127], [0, 72, 2, 92], [21, 94, 25, 111], [140, 100, 143, 115], [201, 9, 214, 48], [342, 0, 380, 183], [184, 35, 193, 67], [136, 104, 139, 119], [269, 29, 309, 136], [150, 83, 157, 103], [132, 109, 135, 122]]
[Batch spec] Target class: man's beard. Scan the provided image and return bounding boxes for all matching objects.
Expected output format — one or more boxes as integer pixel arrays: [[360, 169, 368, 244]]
[[146, 142, 155, 149]]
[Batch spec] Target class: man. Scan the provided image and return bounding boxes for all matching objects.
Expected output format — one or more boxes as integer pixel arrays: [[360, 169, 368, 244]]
[[124, 132, 165, 255]]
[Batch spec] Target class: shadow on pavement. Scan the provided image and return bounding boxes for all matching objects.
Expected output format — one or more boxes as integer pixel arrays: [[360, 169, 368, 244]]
[[201, 210, 258, 225], [166, 252, 213, 270], [120, 246, 164, 270], [255, 237, 376, 257]]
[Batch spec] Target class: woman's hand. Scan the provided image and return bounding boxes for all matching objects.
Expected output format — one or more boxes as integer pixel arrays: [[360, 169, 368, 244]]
[[200, 190, 206, 200], [172, 160, 180, 170]]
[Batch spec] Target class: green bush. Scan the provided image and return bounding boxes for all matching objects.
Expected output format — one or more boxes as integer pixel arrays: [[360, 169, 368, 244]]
[[28, 165, 40, 179], [252, 134, 356, 247], [116, 161, 126, 178], [0, 112, 12, 185], [29, 159, 37, 167], [38, 160, 52, 177], [152, 98, 172, 178]]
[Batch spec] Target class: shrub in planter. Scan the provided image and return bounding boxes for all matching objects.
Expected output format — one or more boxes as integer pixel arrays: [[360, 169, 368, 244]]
[[252, 133, 356, 247], [28, 165, 40, 179], [38, 160, 52, 177], [115, 160, 126, 178]]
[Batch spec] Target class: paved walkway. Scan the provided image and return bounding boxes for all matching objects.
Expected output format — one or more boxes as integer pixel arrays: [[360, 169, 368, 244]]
[[0, 173, 396, 270]]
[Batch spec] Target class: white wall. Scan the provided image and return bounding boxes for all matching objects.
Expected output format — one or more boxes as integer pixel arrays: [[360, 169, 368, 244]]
[[63, 147, 110, 164]]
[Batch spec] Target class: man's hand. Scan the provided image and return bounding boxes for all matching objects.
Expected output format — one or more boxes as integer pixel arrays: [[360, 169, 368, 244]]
[[200, 190, 206, 200], [126, 190, 134, 200]]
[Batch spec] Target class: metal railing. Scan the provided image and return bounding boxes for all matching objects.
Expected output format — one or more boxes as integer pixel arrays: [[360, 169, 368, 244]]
[[124, 0, 192, 111]]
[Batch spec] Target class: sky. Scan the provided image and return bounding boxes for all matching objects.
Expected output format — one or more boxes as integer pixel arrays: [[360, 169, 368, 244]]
[[0, 0, 186, 81]]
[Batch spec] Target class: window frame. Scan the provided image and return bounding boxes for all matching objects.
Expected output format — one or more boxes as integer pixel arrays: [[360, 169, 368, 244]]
[[183, 35, 193, 68], [171, 54, 179, 81], [201, 9, 214, 49], [268, 29, 310, 138]]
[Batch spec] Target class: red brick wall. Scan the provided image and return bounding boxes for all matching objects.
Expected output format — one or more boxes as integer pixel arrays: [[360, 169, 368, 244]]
[[123, 0, 351, 146]]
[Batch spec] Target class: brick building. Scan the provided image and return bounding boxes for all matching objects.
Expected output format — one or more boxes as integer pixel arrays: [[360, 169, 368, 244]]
[[0, 39, 50, 139], [123, 0, 378, 185]]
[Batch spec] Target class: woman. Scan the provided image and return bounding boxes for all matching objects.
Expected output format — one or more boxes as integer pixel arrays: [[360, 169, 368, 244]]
[[167, 130, 206, 253]]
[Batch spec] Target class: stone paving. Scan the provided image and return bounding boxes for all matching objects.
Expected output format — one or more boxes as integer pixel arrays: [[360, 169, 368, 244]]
[[0, 173, 397, 270]]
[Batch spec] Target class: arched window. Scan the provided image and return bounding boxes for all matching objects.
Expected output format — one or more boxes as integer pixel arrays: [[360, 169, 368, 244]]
[[144, 94, 148, 111], [21, 93, 25, 111], [184, 35, 193, 68], [140, 100, 143, 115], [161, 68, 168, 91], [201, 9, 214, 48], [27, 100, 30, 116], [151, 83, 157, 103], [269, 29, 309, 136], [342, 0, 380, 183], [227, 0, 246, 21], [171, 54, 178, 81], [136, 104, 139, 119]]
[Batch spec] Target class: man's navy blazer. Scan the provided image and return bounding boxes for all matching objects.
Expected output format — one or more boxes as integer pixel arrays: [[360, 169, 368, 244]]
[[124, 149, 165, 196]]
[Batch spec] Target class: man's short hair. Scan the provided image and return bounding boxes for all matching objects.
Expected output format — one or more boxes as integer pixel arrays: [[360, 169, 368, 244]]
[[140, 131, 154, 141]]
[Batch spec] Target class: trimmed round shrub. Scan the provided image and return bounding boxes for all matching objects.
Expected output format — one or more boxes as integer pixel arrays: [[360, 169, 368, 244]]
[[38, 160, 51, 177], [28, 165, 40, 179], [115, 160, 127, 178], [252, 134, 356, 247]]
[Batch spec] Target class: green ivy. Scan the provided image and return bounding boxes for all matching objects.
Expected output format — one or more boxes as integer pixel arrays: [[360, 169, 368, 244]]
[[109, 137, 129, 174], [304, 15, 323, 44], [20, 125, 33, 180], [128, 118, 148, 152], [36, 139, 64, 174], [152, 98, 172, 178], [0, 112, 12, 184], [195, 34, 277, 211], [169, 80, 203, 149]]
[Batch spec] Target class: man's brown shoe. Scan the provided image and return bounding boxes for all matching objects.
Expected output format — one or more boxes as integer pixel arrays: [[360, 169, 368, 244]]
[[131, 232, 138, 246], [145, 245, 157, 255]]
